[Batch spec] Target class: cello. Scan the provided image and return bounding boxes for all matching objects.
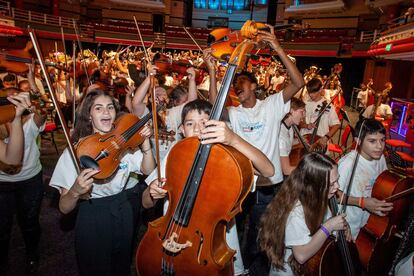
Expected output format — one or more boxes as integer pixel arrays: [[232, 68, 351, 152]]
[[304, 197, 361, 276], [136, 21, 260, 275], [355, 169, 414, 275]]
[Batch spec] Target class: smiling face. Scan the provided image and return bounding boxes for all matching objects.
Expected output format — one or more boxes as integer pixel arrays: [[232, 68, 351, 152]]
[[89, 95, 116, 134], [234, 75, 257, 106], [360, 132, 386, 161]]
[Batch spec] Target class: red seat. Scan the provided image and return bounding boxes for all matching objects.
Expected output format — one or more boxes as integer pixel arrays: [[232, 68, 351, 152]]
[[386, 139, 411, 149], [44, 122, 56, 132], [328, 143, 343, 154], [396, 151, 414, 163], [42, 121, 59, 154]]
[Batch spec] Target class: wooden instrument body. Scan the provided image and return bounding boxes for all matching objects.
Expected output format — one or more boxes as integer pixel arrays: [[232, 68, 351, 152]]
[[304, 238, 360, 276], [76, 113, 145, 179], [355, 170, 413, 274], [136, 137, 253, 276], [0, 49, 31, 73], [0, 104, 16, 124]]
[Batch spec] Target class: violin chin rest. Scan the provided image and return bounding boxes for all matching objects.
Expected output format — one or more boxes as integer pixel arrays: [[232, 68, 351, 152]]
[[79, 155, 100, 170]]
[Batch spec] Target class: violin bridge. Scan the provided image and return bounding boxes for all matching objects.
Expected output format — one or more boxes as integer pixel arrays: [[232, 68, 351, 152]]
[[110, 141, 120, 150], [162, 232, 192, 254]]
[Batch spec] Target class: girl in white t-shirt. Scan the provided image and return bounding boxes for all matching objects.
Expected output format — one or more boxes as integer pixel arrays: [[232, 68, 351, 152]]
[[49, 90, 155, 276], [258, 152, 351, 275]]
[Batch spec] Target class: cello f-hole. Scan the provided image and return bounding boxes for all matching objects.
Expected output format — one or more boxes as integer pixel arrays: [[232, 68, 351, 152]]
[[195, 230, 206, 265]]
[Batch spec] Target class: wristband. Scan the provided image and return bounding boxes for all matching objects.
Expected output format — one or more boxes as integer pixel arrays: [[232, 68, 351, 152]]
[[324, 134, 330, 140], [320, 224, 330, 238], [359, 197, 365, 209]]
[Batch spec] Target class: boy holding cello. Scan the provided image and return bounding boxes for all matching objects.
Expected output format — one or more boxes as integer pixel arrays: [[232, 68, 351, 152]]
[[142, 99, 274, 275], [336, 118, 393, 240]]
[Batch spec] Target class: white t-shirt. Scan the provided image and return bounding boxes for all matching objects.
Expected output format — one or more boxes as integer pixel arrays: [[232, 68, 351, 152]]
[[152, 104, 185, 161], [362, 104, 392, 119], [228, 92, 290, 185], [301, 98, 340, 138], [357, 89, 368, 108], [0, 114, 45, 181], [279, 123, 294, 157], [49, 148, 144, 198], [338, 151, 387, 239], [269, 201, 312, 276]]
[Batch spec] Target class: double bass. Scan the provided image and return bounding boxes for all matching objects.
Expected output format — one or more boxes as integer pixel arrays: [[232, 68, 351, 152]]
[[136, 20, 261, 275], [355, 169, 414, 275]]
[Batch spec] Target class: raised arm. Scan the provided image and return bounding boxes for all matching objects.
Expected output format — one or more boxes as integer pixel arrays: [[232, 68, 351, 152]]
[[258, 25, 304, 103], [0, 92, 31, 165], [186, 67, 198, 102], [131, 64, 158, 117], [200, 120, 274, 177], [203, 48, 218, 104]]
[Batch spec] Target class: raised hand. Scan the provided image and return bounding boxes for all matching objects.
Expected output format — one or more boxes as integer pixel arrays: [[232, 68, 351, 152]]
[[200, 120, 235, 146], [258, 24, 281, 51], [202, 48, 216, 72], [70, 168, 100, 198], [8, 92, 31, 117]]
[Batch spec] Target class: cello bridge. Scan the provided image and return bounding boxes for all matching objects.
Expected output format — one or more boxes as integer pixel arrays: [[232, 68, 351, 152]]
[[162, 232, 192, 253]]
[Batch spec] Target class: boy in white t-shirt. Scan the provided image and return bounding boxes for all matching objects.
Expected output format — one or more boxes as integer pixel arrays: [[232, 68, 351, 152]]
[[204, 26, 305, 268], [142, 99, 274, 275], [337, 118, 393, 239], [279, 97, 306, 176]]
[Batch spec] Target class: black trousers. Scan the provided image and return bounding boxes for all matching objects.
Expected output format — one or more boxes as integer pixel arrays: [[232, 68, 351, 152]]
[[75, 189, 134, 276], [237, 184, 281, 269], [0, 171, 44, 266]]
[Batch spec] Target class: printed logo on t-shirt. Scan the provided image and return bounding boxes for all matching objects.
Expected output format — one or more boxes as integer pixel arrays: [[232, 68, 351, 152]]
[[119, 162, 128, 170], [240, 122, 264, 137]]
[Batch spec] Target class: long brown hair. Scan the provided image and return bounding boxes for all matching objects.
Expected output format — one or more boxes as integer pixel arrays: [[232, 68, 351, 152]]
[[258, 152, 336, 273], [71, 89, 120, 144]]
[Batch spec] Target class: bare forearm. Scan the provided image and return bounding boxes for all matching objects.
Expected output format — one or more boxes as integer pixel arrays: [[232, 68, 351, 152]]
[[4, 118, 24, 165], [208, 70, 218, 104], [59, 189, 80, 214], [327, 124, 340, 138], [188, 78, 197, 102], [133, 77, 151, 107], [292, 229, 329, 264], [274, 47, 304, 102], [142, 187, 157, 209], [280, 156, 294, 176], [140, 139, 156, 175]]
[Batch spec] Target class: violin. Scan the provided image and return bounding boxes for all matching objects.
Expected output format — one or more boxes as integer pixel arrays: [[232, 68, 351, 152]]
[[76, 107, 161, 180], [355, 169, 414, 275], [136, 20, 260, 275], [154, 54, 205, 85], [0, 98, 16, 124], [209, 21, 266, 61]]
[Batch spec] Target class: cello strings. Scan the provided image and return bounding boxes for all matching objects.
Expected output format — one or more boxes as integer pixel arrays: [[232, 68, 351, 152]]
[[338, 119, 365, 212]]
